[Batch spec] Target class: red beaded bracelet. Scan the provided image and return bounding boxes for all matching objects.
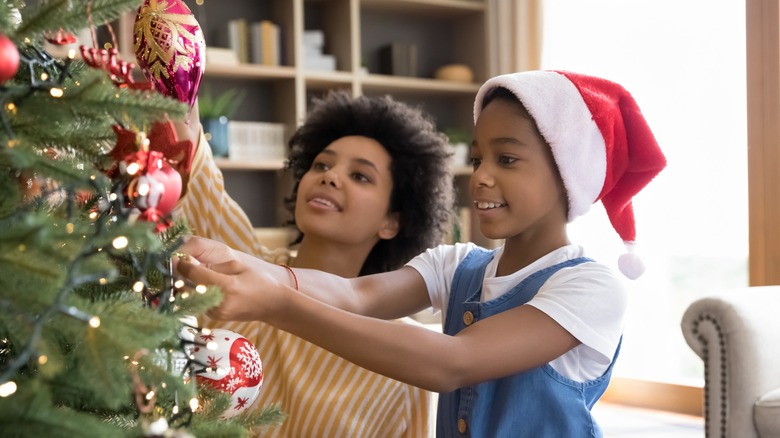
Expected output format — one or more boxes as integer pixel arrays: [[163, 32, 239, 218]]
[[281, 264, 299, 291]]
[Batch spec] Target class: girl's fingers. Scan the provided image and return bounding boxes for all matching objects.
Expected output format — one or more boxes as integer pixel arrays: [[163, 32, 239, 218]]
[[175, 258, 224, 286]]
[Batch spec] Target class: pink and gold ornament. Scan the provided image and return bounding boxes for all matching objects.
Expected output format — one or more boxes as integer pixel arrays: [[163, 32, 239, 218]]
[[133, 0, 205, 109], [192, 329, 264, 418]]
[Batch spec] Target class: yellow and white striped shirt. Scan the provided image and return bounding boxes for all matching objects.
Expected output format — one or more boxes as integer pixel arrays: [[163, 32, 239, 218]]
[[174, 133, 432, 437]]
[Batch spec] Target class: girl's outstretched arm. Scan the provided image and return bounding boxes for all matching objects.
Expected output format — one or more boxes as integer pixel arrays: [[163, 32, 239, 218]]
[[176, 235, 431, 320], [176, 239, 581, 392]]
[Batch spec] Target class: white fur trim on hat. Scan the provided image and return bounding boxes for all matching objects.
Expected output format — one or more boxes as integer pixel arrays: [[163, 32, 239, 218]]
[[473, 71, 607, 222]]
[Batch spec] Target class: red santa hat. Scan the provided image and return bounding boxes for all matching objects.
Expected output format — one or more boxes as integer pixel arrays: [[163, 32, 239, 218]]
[[473, 70, 667, 279]]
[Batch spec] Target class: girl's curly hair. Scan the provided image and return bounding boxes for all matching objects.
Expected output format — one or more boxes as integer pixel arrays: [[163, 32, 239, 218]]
[[285, 90, 455, 275]]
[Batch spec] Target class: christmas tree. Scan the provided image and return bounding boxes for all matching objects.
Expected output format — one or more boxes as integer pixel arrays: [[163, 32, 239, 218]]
[[0, 0, 281, 436]]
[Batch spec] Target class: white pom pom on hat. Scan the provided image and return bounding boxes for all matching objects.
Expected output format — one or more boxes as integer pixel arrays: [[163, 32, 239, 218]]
[[473, 70, 667, 279]]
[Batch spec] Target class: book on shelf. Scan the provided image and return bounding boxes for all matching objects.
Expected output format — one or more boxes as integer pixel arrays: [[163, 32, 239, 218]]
[[379, 42, 418, 77], [227, 121, 286, 162], [250, 20, 281, 66], [227, 18, 249, 63]]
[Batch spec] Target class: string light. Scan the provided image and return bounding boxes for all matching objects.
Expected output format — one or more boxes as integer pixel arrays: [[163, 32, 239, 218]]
[[38, 355, 48, 365], [189, 398, 199, 412], [66, 223, 74, 233], [50, 88, 64, 98], [132, 281, 145, 292], [112, 236, 129, 249], [89, 317, 101, 328], [0, 381, 17, 397], [195, 284, 207, 294]]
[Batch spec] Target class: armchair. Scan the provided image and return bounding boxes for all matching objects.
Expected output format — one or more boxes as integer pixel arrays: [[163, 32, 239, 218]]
[[681, 285, 780, 438]]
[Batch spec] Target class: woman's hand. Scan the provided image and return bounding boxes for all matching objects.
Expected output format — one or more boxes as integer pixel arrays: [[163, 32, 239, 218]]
[[174, 236, 290, 321]]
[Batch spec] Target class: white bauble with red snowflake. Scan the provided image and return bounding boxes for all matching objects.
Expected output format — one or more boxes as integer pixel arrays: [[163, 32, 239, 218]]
[[192, 328, 264, 418]]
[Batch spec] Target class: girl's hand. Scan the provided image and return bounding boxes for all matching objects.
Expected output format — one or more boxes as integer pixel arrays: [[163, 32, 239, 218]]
[[174, 236, 289, 321]]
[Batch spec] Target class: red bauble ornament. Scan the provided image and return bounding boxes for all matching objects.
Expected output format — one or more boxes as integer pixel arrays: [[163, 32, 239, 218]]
[[0, 33, 20, 84], [133, 0, 205, 109], [193, 329, 264, 418]]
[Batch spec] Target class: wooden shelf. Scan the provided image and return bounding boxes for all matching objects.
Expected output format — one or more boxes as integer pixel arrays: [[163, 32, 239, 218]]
[[360, 74, 481, 95], [185, 0, 494, 239], [204, 63, 296, 80], [361, 0, 485, 16], [215, 158, 286, 171]]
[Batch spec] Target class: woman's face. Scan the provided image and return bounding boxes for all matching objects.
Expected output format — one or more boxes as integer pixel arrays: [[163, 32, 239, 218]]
[[295, 135, 399, 245]]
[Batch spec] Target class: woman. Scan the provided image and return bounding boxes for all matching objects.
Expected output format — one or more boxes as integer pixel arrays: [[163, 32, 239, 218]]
[[175, 90, 455, 437]]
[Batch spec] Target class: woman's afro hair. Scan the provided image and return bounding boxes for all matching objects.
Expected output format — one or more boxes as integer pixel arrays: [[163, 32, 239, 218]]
[[285, 90, 455, 275]]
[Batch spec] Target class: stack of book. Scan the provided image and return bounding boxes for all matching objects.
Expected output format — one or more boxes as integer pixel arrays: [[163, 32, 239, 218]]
[[226, 18, 282, 66], [378, 42, 418, 77], [227, 121, 286, 162], [302, 30, 336, 71]]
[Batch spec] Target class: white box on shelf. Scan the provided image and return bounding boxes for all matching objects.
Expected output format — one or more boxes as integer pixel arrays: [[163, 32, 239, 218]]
[[205, 47, 239, 66], [303, 54, 337, 71], [228, 121, 286, 162]]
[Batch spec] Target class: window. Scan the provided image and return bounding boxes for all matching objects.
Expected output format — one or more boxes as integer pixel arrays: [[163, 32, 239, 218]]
[[541, 0, 748, 384]]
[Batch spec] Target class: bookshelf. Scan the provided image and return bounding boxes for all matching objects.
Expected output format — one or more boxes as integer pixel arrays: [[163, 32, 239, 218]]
[[179, 0, 504, 246]]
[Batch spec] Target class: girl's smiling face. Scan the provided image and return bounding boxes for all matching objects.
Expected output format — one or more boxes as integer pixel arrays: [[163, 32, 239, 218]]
[[470, 96, 568, 244], [295, 135, 399, 246]]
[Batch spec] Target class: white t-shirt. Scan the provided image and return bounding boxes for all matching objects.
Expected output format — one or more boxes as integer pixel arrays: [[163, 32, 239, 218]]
[[406, 242, 627, 382]]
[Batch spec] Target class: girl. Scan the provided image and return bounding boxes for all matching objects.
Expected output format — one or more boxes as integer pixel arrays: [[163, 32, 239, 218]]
[[176, 71, 667, 436]]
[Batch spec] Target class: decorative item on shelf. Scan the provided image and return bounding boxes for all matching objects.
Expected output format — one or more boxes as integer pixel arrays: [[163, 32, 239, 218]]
[[192, 328, 264, 418], [302, 29, 335, 71], [434, 63, 474, 83], [134, 0, 205, 110], [444, 127, 471, 167], [198, 87, 245, 157]]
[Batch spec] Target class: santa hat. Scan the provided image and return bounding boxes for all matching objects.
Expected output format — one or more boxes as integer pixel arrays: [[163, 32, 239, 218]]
[[473, 70, 666, 279]]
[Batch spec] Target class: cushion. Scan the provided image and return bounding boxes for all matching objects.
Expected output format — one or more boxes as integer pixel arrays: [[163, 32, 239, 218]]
[[755, 387, 780, 438]]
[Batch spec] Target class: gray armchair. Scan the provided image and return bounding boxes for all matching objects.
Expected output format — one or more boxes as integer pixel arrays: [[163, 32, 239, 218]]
[[681, 285, 780, 438]]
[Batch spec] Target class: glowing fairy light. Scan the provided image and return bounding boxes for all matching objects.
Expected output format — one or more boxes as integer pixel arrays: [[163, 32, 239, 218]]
[[50, 88, 64, 98], [145, 390, 155, 401], [189, 398, 199, 411], [126, 162, 140, 175], [38, 355, 48, 365], [112, 236, 129, 249], [40, 72, 49, 81], [89, 316, 101, 328], [67, 49, 76, 59], [0, 381, 17, 397], [66, 223, 74, 234], [174, 279, 185, 289], [195, 284, 207, 294], [132, 281, 145, 292], [137, 183, 150, 196]]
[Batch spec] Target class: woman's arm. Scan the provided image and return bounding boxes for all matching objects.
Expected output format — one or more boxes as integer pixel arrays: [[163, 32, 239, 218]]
[[175, 244, 580, 392]]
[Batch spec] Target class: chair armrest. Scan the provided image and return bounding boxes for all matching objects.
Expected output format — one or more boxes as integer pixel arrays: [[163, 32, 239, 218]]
[[681, 285, 780, 438]]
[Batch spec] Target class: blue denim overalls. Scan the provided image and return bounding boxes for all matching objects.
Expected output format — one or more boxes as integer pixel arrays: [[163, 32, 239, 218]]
[[437, 248, 621, 437]]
